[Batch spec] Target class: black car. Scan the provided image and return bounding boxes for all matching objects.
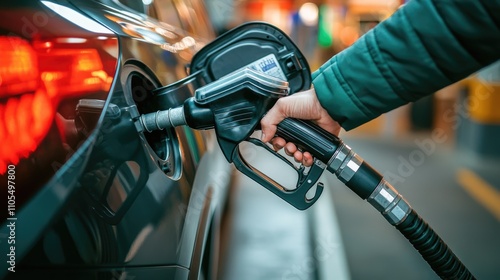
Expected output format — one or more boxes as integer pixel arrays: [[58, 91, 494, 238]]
[[0, 0, 232, 279]]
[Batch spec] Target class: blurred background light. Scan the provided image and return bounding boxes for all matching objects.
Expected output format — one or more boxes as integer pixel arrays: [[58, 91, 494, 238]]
[[298, 2, 318, 27], [317, 4, 333, 48]]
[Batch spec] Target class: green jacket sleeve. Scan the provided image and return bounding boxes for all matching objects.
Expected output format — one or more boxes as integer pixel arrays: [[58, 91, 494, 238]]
[[312, 0, 500, 130]]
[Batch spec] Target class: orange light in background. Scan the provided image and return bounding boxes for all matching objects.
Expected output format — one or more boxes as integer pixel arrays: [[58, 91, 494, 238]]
[[340, 26, 359, 46], [348, 0, 399, 15], [244, 0, 292, 32]]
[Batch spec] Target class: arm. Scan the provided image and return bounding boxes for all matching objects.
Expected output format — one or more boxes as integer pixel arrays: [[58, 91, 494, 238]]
[[313, 0, 500, 130]]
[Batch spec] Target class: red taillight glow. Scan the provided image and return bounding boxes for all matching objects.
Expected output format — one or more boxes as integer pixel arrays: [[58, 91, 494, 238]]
[[0, 35, 118, 174], [38, 48, 113, 99], [0, 89, 54, 173], [0, 37, 39, 96]]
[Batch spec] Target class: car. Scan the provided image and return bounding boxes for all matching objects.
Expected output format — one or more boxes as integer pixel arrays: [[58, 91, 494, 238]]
[[0, 0, 232, 279]]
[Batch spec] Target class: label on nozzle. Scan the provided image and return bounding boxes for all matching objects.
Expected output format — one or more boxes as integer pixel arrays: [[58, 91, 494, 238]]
[[241, 54, 287, 81]]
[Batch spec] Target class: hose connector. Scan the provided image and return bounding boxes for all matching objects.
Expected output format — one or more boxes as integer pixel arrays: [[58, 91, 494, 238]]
[[327, 143, 384, 200], [367, 180, 411, 225], [327, 143, 362, 183]]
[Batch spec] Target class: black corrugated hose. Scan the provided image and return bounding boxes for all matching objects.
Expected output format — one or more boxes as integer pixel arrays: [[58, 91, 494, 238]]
[[395, 209, 475, 280], [274, 118, 477, 280]]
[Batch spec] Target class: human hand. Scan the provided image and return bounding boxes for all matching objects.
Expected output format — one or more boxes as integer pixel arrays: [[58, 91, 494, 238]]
[[260, 88, 341, 166]]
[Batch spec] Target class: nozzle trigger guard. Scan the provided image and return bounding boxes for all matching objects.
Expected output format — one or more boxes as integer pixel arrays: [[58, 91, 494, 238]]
[[232, 138, 325, 210]]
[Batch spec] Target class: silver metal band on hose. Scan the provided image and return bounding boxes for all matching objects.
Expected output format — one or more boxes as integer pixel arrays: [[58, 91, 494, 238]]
[[327, 143, 363, 183], [326, 144, 411, 225], [327, 143, 349, 171], [367, 180, 411, 225]]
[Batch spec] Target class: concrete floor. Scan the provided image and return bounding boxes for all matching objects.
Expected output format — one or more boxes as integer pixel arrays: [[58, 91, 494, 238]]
[[219, 143, 350, 280], [219, 133, 500, 280]]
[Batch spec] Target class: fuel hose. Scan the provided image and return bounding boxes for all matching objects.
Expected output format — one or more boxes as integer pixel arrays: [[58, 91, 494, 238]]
[[276, 118, 475, 280]]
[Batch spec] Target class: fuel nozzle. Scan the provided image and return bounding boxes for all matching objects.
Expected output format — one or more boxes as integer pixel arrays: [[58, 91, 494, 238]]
[[138, 68, 288, 160]]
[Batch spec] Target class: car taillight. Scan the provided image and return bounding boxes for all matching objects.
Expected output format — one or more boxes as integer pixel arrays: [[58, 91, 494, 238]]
[[0, 36, 54, 173], [0, 37, 39, 96], [37, 45, 113, 99], [0, 34, 118, 174]]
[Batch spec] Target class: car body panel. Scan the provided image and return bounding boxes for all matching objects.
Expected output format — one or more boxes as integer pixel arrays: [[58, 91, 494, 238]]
[[0, 0, 230, 279]]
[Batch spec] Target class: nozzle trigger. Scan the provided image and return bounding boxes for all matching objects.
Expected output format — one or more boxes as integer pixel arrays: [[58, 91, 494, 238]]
[[232, 138, 325, 210]]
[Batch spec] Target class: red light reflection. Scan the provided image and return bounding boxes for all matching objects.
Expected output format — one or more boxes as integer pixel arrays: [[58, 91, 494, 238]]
[[0, 88, 54, 173], [0, 36, 116, 174]]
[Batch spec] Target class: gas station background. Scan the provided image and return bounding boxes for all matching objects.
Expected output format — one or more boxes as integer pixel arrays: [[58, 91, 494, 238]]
[[206, 0, 500, 160], [203, 3, 500, 279], [209, 0, 404, 63]]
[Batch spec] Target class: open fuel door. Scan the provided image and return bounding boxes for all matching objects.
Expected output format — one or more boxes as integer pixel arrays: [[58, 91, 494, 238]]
[[190, 21, 311, 94]]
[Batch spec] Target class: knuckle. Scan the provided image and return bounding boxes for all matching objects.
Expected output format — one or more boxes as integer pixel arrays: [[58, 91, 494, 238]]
[[275, 98, 287, 112], [260, 118, 271, 129]]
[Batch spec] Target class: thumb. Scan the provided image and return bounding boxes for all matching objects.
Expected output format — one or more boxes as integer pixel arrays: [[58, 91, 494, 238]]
[[260, 104, 285, 143], [260, 88, 316, 142]]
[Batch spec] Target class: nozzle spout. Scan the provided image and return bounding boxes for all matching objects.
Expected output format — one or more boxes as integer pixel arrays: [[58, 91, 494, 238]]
[[140, 106, 186, 132]]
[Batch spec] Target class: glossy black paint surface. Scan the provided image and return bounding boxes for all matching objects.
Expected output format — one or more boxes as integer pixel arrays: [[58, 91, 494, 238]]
[[0, 0, 230, 279]]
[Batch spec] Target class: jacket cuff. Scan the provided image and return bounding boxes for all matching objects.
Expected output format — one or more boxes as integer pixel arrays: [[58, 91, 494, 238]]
[[312, 56, 371, 130]]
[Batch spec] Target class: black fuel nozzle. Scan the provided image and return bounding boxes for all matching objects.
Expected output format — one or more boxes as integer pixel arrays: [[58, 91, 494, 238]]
[[138, 68, 328, 209], [139, 67, 288, 157]]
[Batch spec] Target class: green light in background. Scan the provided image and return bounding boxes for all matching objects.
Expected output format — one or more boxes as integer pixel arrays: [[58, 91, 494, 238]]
[[318, 5, 333, 47]]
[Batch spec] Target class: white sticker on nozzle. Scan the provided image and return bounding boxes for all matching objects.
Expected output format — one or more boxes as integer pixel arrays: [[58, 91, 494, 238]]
[[243, 54, 287, 81]]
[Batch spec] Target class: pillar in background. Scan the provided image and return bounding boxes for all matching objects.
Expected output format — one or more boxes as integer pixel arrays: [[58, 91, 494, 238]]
[[457, 60, 500, 159]]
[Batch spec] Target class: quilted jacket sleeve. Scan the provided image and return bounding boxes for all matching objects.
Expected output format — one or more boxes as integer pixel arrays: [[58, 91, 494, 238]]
[[312, 0, 500, 130]]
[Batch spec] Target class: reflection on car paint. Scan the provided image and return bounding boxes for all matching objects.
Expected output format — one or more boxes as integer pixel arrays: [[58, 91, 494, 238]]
[[41, 1, 114, 34]]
